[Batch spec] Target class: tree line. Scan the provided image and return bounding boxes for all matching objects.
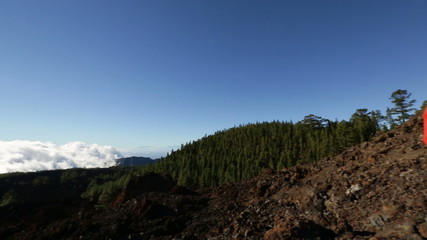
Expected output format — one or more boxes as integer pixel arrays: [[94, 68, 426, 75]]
[[141, 89, 421, 189]]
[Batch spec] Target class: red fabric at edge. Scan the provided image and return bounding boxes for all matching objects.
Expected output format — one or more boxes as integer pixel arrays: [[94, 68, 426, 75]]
[[423, 108, 427, 146]]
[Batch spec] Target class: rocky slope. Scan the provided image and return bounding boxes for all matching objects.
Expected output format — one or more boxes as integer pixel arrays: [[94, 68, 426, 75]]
[[0, 113, 426, 239]]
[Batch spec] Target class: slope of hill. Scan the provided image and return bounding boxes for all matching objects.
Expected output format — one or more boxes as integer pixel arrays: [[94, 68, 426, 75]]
[[145, 113, 379, 189], [0, 113, 425, 239], [192, 112, 427, 239]]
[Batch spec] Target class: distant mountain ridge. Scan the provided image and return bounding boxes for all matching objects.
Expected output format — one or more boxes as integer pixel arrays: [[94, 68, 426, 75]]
[[115, 156, 157, 167]]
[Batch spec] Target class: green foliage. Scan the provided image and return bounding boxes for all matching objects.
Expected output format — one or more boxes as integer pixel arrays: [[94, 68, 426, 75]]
[[81, 172, 133, 208], [0, 190, 18, 207], [387, 89, 416, 127], [420, 100, 427, 112], [0, 168, 140, 209], [351, 109, 377, 142], [141, 110, 382, 189], [32, 176, 50, 187], [0, 172, 27, 179], [60, 170, 79, 183]]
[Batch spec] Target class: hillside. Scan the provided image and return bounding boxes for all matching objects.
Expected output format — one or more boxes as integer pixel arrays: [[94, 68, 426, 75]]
[[0, 112, 426, 239], [144, 111, 379, 189]]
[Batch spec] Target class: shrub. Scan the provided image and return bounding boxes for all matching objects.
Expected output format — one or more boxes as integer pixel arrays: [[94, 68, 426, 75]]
[[0, 190, 18, 207]]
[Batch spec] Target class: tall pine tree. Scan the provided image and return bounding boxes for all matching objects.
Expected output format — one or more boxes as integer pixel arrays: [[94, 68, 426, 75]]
[[387, 89, 416, 127]]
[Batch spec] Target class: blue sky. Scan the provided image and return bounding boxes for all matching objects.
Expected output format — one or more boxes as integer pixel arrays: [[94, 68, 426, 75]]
[[1, 0, 426, 158]]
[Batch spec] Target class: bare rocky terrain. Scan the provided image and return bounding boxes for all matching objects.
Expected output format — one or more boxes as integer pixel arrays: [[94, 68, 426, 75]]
[[0, 113, 426, 239]]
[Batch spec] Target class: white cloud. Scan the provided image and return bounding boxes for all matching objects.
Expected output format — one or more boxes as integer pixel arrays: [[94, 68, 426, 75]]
[[0, 140, 123, 174]]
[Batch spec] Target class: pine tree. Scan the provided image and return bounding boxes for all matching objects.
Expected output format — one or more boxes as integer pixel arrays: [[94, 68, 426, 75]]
[[387, 89, 416, 126], [370, 110, 387, 131], [351, 109, 377, 142]]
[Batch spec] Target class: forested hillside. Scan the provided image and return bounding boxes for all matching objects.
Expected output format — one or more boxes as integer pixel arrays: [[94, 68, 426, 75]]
[[63, 109, 380, 206], [142, 90, 421, 189], [143, 109, 381, 188], [78, 91, 423, 206]]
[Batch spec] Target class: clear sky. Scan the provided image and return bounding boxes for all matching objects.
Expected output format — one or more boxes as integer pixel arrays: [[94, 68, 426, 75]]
[[1, 0, 426, 158]]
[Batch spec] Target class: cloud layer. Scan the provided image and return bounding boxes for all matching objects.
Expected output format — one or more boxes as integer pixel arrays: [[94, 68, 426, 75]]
[[0, 140, 123, 174]]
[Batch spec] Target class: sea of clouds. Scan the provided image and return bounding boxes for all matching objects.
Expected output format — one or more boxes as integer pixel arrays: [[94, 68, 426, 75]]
[[0, 140, 123, 174]]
